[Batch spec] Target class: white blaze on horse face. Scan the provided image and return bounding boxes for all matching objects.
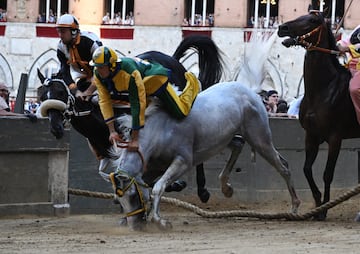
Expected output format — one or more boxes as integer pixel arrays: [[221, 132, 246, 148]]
[[46, 91, 51, 100]]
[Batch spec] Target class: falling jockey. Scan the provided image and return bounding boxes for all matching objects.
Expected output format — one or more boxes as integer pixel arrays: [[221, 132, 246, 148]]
[[90, 46, 200, 151]]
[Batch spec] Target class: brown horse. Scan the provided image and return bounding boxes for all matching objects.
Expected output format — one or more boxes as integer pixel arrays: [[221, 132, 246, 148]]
[[278, 11, 359, 220]]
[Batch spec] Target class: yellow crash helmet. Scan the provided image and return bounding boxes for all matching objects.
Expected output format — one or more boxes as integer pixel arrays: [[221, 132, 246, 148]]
[[90, 46, 119, 69], [56, 14, 79, 30]]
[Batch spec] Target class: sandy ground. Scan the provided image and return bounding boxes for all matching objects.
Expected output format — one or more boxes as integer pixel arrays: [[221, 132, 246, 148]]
[[1, 197, 360, 254]]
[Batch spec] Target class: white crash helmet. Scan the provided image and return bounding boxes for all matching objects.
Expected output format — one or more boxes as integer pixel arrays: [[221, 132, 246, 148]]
[[56, 14, 79, 30]]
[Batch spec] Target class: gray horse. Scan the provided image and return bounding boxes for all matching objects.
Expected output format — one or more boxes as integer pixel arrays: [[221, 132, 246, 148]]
[[109, 82, 301, 230], [108, 33, 301, 230]]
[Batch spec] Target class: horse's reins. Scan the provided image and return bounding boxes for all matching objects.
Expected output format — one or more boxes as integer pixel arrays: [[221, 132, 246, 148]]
[[114, 140, 147, 172], [296, 24, 341, 56]]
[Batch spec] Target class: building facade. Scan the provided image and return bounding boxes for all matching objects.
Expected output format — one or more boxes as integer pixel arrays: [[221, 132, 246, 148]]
[[0, 0, 359, 101]]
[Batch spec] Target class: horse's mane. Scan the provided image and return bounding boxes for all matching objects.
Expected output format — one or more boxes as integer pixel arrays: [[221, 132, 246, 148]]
[[321, 17, 352, 104], [324, 20, 347, 73]]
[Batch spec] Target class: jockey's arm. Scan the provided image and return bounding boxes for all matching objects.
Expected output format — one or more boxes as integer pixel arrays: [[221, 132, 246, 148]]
[[57, 48, 75, 86], [128, 70, 146, 130], [107, 121, 123, 144], [337, 43, 349, 54], [76, 80, 97, 100]]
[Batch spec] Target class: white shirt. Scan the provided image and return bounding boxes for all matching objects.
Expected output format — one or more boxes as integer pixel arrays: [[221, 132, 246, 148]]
[[0, 96, 9, 110]]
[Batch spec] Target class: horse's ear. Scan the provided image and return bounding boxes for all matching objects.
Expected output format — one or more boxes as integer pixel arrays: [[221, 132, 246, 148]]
[[37, 68, 46, 84]]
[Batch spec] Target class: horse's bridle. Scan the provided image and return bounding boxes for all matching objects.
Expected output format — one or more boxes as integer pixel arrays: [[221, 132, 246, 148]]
[[109, 170, 149, 218], [41, 78, 92, 119], [293, 14, 340, 56]]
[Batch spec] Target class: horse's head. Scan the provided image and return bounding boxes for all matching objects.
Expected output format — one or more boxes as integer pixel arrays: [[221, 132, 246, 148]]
[[278, 11, 328, 48], [109, 169, 150, 230], [37, 69, 74, 139], [105, 119, 151, 231]]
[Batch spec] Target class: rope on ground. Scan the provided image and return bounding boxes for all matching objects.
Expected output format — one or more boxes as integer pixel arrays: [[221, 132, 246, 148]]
[[68, 183, 360, 220]]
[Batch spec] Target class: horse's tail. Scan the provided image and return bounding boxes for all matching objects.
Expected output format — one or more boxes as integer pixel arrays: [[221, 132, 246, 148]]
[[172, 35, 224, 90], [235, 31, 277, 92]]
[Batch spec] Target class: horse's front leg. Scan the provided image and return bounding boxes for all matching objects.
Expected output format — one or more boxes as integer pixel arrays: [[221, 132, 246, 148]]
[[219, 135, 244, 198], [303, 133, 322, 214], [151, 156, 190, 230], [320, 136, 342, 219]]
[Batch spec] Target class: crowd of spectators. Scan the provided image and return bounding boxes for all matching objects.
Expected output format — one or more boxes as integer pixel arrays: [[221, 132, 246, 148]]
[[0, 8, 7, 22], [102, 11, 134, 26], [247, 16, 281, 29], [37, 9, 57, 23], [259, 89, 301, 118], [182, 14, 214, 27]]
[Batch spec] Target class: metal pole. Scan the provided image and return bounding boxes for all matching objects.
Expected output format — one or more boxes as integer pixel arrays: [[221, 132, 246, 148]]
[[191, 0, 195, 26], [111, 0, 115, 22], [202, 0, 207, 26], [57, 0, 61, 19], [320, 0, 324, 12], [265, 0, 270, 28], [46, 0, 50, 22], [254, 0, 259, 28], [122, 0, 126, 24], [331, 0, 336, 28]]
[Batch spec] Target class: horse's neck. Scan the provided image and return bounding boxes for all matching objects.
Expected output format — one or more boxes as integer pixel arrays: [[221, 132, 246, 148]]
[[303, 40, 337, 95]]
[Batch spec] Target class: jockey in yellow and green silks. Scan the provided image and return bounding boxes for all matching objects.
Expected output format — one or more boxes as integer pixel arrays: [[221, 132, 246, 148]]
[[90, 46, 200, 151]]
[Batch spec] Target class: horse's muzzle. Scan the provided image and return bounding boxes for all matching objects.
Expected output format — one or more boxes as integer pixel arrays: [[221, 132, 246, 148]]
[[281, 38, 298, 48]]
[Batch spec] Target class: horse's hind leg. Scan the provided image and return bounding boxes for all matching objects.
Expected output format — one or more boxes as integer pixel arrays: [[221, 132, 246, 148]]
[[246, 129, 301, 213], [219, 135, 245, 198], [196, 164, 210, 203]]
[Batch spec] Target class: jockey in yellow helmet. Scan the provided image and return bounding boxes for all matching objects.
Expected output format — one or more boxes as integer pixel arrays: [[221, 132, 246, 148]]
[[90, 46, 200, 151]]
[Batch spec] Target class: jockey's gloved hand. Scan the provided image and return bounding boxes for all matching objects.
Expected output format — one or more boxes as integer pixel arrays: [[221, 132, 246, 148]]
[[26, 113, 37, 123]]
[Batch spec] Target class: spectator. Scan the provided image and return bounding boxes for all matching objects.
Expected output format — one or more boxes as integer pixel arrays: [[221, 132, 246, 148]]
[[277, 99, 288, 113], [102, 12, 110, 24], [266, 90, 279, 114], [0, 9, 6, 22], [27, 99, 40, 114], [0, 82, 37, 122], [182, 18, 189, 26], [37, 13, 45, 23], [208, 14, 214, 26], [48, 9, 56, 23], [287, 95, 303, 118]]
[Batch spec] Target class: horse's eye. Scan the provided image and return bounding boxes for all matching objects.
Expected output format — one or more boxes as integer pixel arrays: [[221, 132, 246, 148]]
[[310, 17, 317, 23]]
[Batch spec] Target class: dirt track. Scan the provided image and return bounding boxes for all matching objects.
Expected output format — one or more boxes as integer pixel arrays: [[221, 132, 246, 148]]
[[1, 197, 360, 254]]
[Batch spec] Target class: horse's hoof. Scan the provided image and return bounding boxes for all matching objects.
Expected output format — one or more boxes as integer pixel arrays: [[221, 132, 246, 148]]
[[290, 199, 301, 214], [221, 183, 233, 198], [354, 212, 360, 222], [165, 180, 187, 192], [313, 212, 327, 221], [152, 217, 172, 230], [118, 217, 127, 227], [159, 219, 172, 230], [198, 188, 210, 203]]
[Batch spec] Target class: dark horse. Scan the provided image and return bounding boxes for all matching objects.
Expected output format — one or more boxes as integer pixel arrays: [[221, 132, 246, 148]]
[[38, 35, 225, 202], [278, 11, 359, 220]]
